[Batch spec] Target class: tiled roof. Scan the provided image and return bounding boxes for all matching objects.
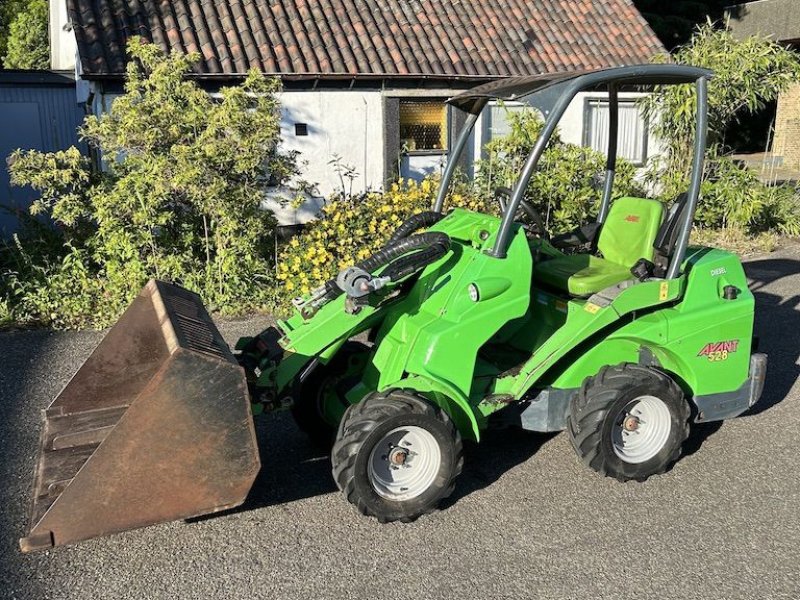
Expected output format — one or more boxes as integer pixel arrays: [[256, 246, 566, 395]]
[[67, 0, 665, 79]]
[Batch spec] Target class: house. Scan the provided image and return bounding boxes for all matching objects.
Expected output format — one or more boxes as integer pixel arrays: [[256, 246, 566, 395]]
[[0, 70, 86, 237], [52, 0, 664, 221], [727, 0, 800, 172]]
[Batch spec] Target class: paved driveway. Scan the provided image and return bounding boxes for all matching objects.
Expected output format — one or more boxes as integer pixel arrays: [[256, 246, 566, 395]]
[[1, 250, 799, 599]]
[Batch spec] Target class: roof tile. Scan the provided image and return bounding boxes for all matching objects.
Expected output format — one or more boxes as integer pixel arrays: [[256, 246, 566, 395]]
[[67, 0, 665, 78]]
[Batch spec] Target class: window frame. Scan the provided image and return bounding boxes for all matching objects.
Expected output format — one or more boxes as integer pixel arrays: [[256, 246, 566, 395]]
[[582, 96, 650, 167], [480, 100, 529, 159], [398, 98, 450, 156]]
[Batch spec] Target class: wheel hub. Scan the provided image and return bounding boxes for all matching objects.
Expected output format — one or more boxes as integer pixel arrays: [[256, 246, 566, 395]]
[[387, 446, 409, 467], [611, 395, 672, 464], [368, 426, 442, 501], [623, 415, 641, 432]]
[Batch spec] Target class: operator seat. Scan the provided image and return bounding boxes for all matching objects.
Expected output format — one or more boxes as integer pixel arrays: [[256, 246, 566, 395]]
[[533, 197, 665, 296]]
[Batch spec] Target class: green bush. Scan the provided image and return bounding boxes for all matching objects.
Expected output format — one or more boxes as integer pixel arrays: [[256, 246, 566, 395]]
[[642, 22, 800, 238], [3, 40, 296, 329], [696, 154, 800, 236], [474, 108, 642, 234], [3, 0, 48, 69]]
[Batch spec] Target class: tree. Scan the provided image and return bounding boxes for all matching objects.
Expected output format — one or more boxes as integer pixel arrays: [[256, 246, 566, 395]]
[[0, 0, 26, 67], [644, 23, 800, 181], [643, 24, 800, 236], [3, 0, 49, 70], [5, 40, 299, 328]]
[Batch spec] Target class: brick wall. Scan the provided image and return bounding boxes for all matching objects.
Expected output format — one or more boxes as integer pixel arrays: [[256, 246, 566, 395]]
[[773, 84, 800, 169]]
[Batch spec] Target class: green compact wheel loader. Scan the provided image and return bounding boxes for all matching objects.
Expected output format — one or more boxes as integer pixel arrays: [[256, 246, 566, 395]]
[[20, 65, 767, 551]]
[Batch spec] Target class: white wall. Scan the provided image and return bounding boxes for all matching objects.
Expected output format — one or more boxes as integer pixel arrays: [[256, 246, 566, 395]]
[[278, 90, 385, 198], [49, 0, 77, 71], [87, 89, 386, 225], [88, 85, 665, 227]]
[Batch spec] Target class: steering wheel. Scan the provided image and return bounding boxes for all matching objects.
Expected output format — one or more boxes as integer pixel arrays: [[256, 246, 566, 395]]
[[494, 187, 548, 239]]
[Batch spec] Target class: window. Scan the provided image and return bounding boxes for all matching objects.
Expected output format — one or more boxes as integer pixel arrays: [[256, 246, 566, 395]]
[[584, 99, 649, 166], [399, 100, 447, 152], [486, 102, 528, 141]]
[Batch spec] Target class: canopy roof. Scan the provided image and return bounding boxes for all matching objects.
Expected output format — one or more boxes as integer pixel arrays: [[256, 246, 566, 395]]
[[448, 64, 713, 113]]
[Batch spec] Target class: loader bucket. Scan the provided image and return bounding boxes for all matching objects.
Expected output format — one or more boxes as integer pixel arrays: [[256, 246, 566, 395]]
[[19, 280, 260, 553]]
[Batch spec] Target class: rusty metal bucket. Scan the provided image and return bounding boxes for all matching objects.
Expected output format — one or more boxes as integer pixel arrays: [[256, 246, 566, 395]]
[[19, 280, 260, 552]]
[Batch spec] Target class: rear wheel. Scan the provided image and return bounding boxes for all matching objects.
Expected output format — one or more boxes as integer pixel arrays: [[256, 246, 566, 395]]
[[291, 341, 369, 446], [332, 390, 463, 522], [567, 364, 690, 482]]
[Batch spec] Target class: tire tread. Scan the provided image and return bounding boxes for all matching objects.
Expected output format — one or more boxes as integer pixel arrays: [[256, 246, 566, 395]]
[[566, 363, 690, 482], [332, 389, 463, 522]]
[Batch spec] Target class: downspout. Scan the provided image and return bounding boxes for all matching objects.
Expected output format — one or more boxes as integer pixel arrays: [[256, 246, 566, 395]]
[[362, 96, 368, 189]]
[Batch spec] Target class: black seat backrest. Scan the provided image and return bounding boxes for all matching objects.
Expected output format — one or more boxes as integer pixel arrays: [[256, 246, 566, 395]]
[[653, 192, 689, 259]]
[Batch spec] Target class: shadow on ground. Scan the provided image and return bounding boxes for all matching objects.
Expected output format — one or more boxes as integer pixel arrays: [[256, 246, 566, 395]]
[[444, 428, 556, 507], [744, 256, 800, 416], [201, 415, 556, 519]]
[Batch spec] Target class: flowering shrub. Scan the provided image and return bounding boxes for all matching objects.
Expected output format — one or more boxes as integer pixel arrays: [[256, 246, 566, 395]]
[[274, 177, 488, 308]]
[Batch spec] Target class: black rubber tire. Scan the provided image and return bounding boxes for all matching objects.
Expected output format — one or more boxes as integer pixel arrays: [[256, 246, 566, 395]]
[[567, 363, 690, 482], [332, 389, 463, 523], [291, 341, 369, 447]]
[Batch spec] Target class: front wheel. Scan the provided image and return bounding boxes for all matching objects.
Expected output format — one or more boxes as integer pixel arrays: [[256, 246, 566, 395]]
[[567, 364, 690, 482], [332, 390, 463, 522]]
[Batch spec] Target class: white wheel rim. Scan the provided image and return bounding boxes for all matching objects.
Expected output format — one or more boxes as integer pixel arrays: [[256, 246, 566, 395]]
[[368, 426, 442, 501], [611, 395, 672, 464]]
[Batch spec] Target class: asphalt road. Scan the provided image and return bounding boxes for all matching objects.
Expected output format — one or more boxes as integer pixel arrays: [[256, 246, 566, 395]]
[[1, 250, 799, 600]]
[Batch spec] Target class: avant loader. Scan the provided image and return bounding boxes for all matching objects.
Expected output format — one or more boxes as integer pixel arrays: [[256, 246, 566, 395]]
[[20, 65, 767, 552]]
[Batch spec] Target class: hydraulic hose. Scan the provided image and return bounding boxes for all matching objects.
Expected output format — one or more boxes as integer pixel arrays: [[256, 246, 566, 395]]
[[320, 231, 451, 303], [386, 211, 444, 245], [358, 231, 450, 274]]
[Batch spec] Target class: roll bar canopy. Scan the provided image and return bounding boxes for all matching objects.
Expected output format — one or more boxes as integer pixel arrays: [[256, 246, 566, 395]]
[[447, 65, 713, 114], [433, 64, 712, 280]]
